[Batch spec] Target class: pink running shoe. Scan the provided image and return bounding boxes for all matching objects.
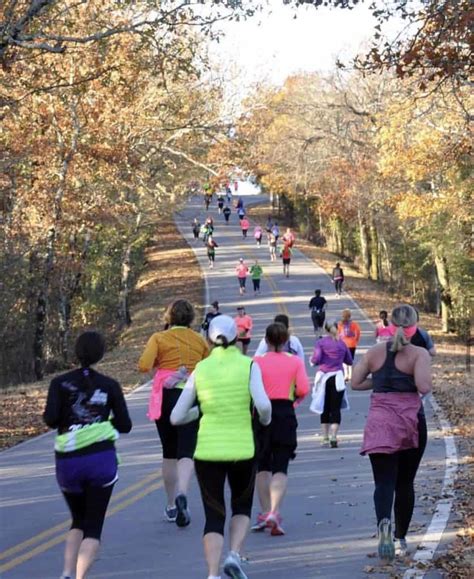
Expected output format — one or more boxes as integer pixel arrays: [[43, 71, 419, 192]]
[[265, 512, 285, 536], [251, 512, 268, 532]]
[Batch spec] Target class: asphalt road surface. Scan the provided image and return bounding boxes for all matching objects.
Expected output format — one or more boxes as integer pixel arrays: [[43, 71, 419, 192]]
[[0, 195, 447, 579]]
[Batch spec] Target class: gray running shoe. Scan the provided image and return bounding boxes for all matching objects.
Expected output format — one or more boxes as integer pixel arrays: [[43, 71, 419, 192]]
[[223, 551, 248, 579], [175, 493, 191, 527], [394, 537, 408, 557], [377, 518, 395, 561]]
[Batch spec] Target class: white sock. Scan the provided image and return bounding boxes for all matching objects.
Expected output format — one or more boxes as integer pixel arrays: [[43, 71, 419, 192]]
[[208, 576, 221, 579]]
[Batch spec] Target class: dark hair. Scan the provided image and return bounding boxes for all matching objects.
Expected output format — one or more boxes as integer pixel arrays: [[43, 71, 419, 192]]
[[213, 335, 237, 349], [315, 289, 321, 297], [336, 262, 340, 267], [274, 314, 289, 329], [379, 310, 389, 326], [265, 322, 289, 351], [75, 331, 105, 393], [164, 299, 195, 327]]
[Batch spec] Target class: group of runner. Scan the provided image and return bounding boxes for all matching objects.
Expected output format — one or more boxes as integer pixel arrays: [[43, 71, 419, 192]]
[[42, 193, 435, 579]]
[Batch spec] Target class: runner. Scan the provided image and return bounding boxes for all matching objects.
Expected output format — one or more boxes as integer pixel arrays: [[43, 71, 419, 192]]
[[237, 206, 245, 221], [225, 184, 232, 202], [271, 222, 280, 243], [265, 216, 273, 234], [249, 259, 263, 295], [282, 228, 295, 247], [411, 309, 437, 356], [236, 196, 244, 210], [254, 314, 305, 361], [235, 258, 249, 295], [375, 310, 391, 342], [268, 232, 277, 262], [235, 306, 253, 355], [308, 289, 327, 334], [352, 304, 432, 561], [252, 322, 310, 535], [234, 180, 239, 193], [223, 205, 232, 224], [201, 218, 214, 245], [332, 262, 344, 297], [138, 299, 209, 527], [240, 216, 250, 238], [337, 309, 361, 382], [201, 301, 221, 337], [217, 195, 225, 214], [192, 217, 201, 240], [206, 235, 219, 269], [309, 320, 352, 448], [43, 331, 132, 579], [254, 225, 263, 246], [280, 243, 292, 278], [204, 194, 212, 211], [170, 315, 272, 579]]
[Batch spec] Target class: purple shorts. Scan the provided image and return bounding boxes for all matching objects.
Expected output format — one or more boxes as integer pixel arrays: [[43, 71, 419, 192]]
[[56, 450, 118, 494]]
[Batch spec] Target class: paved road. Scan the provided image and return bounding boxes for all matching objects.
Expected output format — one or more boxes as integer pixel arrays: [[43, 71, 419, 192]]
[[0, 195, 447, 578]]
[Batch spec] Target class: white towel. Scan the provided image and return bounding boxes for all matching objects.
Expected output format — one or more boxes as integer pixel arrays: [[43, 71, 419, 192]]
[[310, 370, 349, 414]]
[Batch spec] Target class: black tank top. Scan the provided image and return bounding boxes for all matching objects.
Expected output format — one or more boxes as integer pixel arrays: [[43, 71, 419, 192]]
[[372, 343, 417, 394], [410, 328, 427, 349]]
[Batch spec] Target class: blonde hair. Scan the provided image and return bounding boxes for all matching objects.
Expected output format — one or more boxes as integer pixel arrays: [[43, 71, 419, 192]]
[[324, 319, 339, 340], [390, 304, 417, 352]]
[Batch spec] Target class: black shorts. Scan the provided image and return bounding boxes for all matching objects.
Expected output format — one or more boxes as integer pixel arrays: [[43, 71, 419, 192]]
[[282, 258, 291, 265], [155, 388, 198, 459], [238, 338, 251, 346], [349, 347, 356, 360], [254, 400, 297, 475], [238, 277, 246, 288]]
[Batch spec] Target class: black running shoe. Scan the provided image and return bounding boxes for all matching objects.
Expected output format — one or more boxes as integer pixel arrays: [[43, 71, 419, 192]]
[[175, 494, 191, 527]]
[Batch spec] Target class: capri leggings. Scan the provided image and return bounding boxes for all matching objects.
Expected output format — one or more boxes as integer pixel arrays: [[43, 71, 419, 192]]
[[156, 388, 198, 459], [255, 400, 297, 475], [194, 458, 256, 536], [63, 485, 114, 540], [320, 376, 344, 425], [369, 413, 427, 539]]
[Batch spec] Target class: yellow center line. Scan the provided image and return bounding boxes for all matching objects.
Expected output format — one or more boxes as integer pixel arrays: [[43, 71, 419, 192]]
[[0, 470, 162, 571]]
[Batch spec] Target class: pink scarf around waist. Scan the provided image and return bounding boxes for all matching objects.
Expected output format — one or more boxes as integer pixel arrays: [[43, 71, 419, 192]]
[[147, 368, 188, 421], [361, 392, 422, 455]]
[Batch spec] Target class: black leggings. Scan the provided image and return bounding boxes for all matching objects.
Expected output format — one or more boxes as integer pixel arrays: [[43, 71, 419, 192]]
[[311, 311, 325, 330], [194, 458, 256, 536], [320, 376, 344, 425], [369, 415, 427, 538], [334, 279, 343, 294], [63, 484, 114, 540], [252, 279, 261, 291]]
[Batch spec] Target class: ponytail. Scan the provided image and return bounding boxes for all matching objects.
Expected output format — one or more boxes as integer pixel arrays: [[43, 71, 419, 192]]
[[390, 326, 410, 352], [324, 320, 339, 341], [214, 334, 229, 349], [390, 304, 417, 352]]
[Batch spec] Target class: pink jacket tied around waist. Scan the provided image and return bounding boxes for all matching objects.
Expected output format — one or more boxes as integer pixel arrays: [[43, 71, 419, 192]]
[[147, 368, 189, 421], [361, 392, 421, 455]]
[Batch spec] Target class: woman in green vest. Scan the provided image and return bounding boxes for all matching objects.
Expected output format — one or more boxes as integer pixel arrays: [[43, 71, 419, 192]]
[[171, 315, 272, 579]]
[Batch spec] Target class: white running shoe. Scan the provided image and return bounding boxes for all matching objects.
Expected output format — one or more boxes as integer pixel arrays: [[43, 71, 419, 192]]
[[223, 551, 248, 579]]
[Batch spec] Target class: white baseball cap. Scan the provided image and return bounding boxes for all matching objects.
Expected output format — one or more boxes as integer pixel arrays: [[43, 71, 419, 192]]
[[208, 315, 237, 345]]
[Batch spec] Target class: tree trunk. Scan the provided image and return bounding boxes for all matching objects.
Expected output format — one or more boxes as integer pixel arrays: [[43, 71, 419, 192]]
[[358, 212, 370, 276], [434, 251, 453, 332], [118, 244, 132, 328], [369, 220, 379, 280]]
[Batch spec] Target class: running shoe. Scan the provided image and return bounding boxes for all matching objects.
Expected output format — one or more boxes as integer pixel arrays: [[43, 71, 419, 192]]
[[265, 512, 285, 536], [377, 518, 395, 561], [164, 505, 177, 522], [330, 437, 338, 448], [320, 436, 330, 447], [394, 537, 408, 557], [223, 551, 248, 579], [251, 512, 267, 532], [175, 494, 191, 527]]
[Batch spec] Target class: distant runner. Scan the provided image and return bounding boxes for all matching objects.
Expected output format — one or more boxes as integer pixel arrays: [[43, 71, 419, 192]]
[[201, 301, 221, 337], [268, 232, 277, 262], [235, 306, 253, 355], [250, 260, 263, 295], [332, 262, 344, 297], [375, 310, 391, 342], [280, 243, 292, 278], [254, 314, 305, 361], [237, 207, 245, 221], [192, 217, 200, 240], [271, 222, 280, 242], [223, 205, 231, 224], [308, 289, 327, 334], [240, 216, 250, 238], [236, 258, 249, 295], [254, 225, 263, 246], [338, 309, 361, 382], [282, 228, 295, 248], [217, 195, 225, 214], [206, 235, 218, 269]]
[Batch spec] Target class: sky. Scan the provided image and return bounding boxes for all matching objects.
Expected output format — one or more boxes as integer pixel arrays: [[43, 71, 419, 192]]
[[208, 1, 400, 97]]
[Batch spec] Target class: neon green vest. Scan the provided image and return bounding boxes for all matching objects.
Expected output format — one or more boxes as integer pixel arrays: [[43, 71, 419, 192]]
[[194, 346, 254, 461]]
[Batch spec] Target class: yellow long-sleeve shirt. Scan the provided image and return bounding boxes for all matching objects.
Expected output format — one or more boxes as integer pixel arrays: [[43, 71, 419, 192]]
[[138, 326, 209, 373]]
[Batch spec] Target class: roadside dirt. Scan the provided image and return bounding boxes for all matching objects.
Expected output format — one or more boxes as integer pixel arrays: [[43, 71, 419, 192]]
[[0, 217, 204, 450]]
